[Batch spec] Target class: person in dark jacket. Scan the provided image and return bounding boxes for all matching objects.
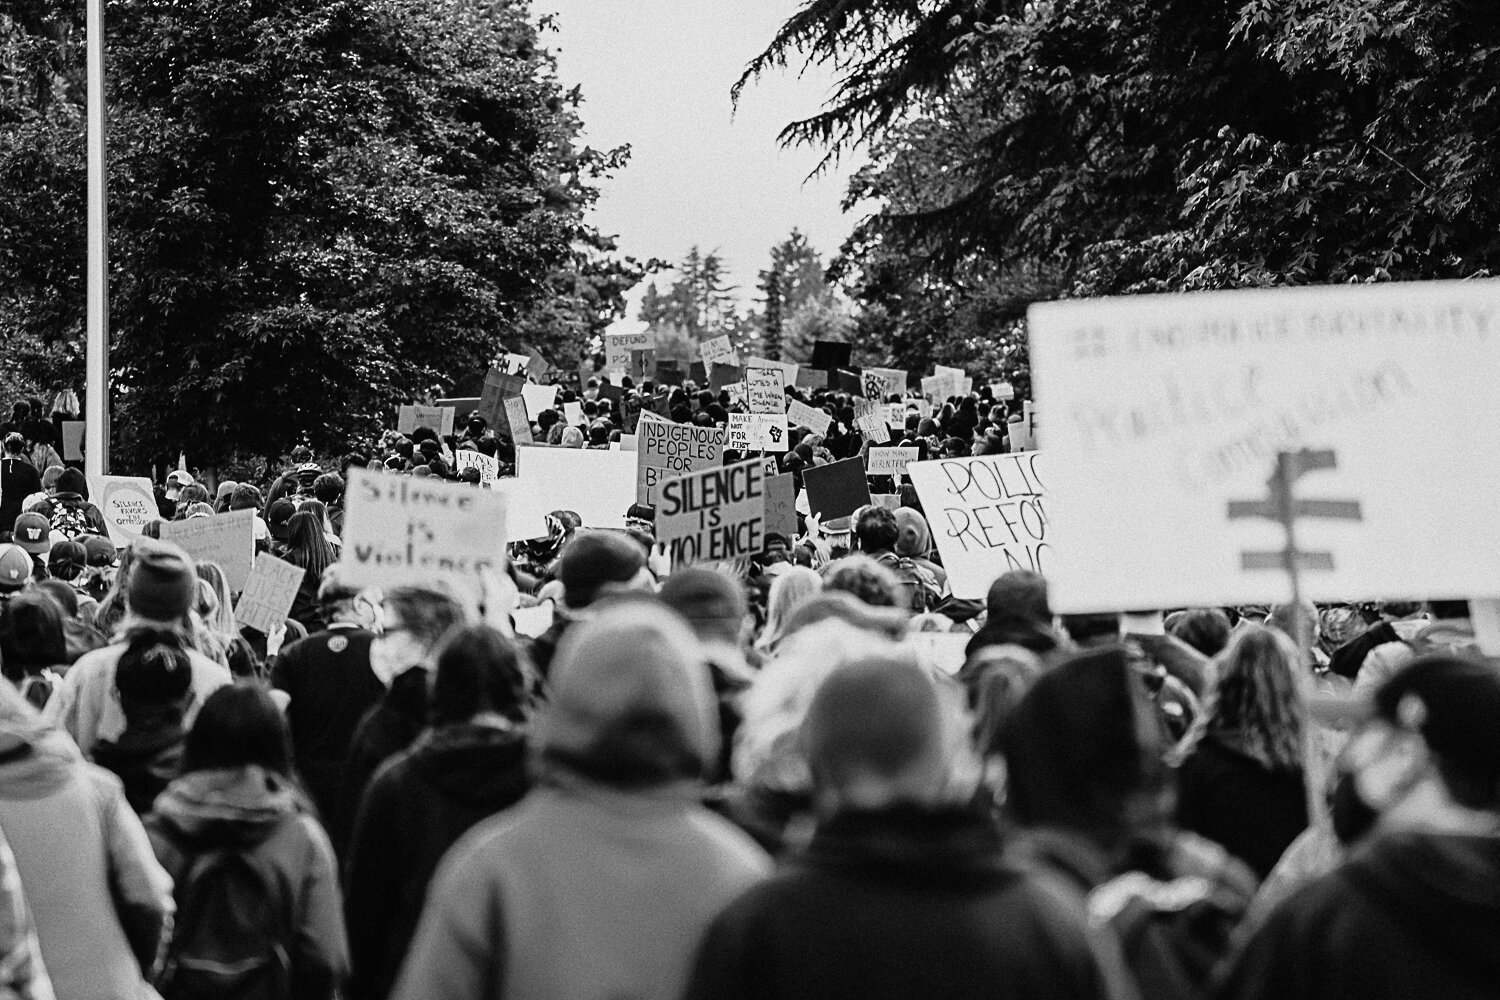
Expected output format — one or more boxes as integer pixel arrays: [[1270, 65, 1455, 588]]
[[342, 583, 471, 834], [1173, 625, 1310, 879], [524, 529, 652, 678], [90, 629, 193, 814], [271, 569, 382, 856], [0, 434, 41, 542], [962, 570, 1060, 663], [1215, 654, 1500, 1000], [345, 624, 532, 1000], [685, 651, 1129, 1000], [30, 469, 108, 540]]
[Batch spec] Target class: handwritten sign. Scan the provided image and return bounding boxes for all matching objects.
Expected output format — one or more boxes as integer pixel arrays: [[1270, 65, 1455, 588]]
[[742, 356, 798, 388], [763, 472, 798, 540], [1028, 280, 1500, 610], [88, 475, 159, 547], [787, 399, 832, 436], [863, 367, 906, 400], [868, 447, 918, 478], [725, 412, 787, 452], [638, 419, 724, 505], [160, 508, 257, 593], [656, 459, 766, 566], [906, 453, 1049, 600], [991, 382, 1016, 401], [233, 553, 306, 634], [501, 397, 533, 445], [854, 400, 888, 442], [746, 367, 784, 415], [700, 335, 738, 369], [397, 405, 455, 437], [605, 331, 655, 372], [478, 368, 526, 427], [341, 469, 507, 588], [455, 449, 500, 484]]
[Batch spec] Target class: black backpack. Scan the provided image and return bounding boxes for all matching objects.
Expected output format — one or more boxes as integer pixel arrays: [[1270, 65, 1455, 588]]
[[160, 848, 291, 1000]]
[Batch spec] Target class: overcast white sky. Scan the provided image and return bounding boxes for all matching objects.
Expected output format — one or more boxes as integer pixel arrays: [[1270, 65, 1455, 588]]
[[541, 0, 861, 329]]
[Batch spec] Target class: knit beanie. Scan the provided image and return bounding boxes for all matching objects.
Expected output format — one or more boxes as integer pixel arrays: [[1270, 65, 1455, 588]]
[[126, 538, 198, 622], [1374, 655, 1500, 805], [893, 507, 932, 558], [557, 530, 647, 609], [55, 467, 89, 499]]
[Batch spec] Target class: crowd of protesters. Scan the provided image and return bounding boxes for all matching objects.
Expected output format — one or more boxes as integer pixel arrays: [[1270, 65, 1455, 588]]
[[0, 380, 1495, 1000]]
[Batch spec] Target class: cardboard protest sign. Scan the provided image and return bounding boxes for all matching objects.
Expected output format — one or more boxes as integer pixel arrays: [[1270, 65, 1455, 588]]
[[853, 399, 889, 442], [497, 447, 637, 539], [862, 367, 906, 400], [709, 363, 742, 391], [637, 419, 725, 505], [724, 382, 748, 409], [991, 382, 1016, 401], [906, 453, 1049, 600], [654, 360, 685, 386], [745, 367, 784, 414], [742, 356, 799, 388], [656, 458, 767, 566], [763, 472, 798, 540], [618, 434, 638, 452], [725, 413, 787, 452], [520, 383, 559, 419], [868, 447, 918, 478], [478, 368, 526, 426], [435, 397, 483, 421], [802, 457, 872, 522], [886, 403, 907, 431], [700, 334, 738, 369], [88, 475, 159, 547], [455, 449, 500, 484], [501, 397, 533, 445], [160, 508, 256, 593], [787, 399, 832, 436], [688, 361, 707, 385], [525, 348, 553, 381], [495, 352, 531, 376], [811, 340, 852, 371], [563, 401, 584, 426], [835, 369, 865, 395], [795, 368, 829, 390], [1028, 279, 1500, 611], [342, 469, 508, 588], [233, 553, 306, 634], [60, 421, 85, 461], [397, 405, 455, 437], [597, 383, 624, 408], [605, 331, 655, 372]]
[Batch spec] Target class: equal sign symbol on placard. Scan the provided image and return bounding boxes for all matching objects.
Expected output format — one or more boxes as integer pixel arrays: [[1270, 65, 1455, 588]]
[[1228, 449, 1363, 574]]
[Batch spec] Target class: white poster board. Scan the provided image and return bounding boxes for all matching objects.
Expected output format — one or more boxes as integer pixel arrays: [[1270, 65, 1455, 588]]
[[1028, 280, 1500, 611], [341, 469, 508, 588], [520, 383, 560, 420], [88, 475, 159, 548], [234, 553, 307, 634], [397, 405, 456, 437], [160, 508, 257, 593], [867, 447, 918, 478], [637, 419, 724, 505], [907, 453, 1049, 600], [787, 399, 832, 436], [656, 459, 767, 566], [499, 446, 638, 539], [454, 449, 500, 484]]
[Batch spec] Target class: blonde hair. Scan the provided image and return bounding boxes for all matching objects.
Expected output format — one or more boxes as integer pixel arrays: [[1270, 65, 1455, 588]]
[[756, 567, 823, 656]]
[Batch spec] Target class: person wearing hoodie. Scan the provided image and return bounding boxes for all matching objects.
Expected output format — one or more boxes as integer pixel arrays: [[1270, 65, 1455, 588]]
[[46, 538, 233, 757], [0, 677, 174, 1000], [963, 570, 1061, 661], [0, 822, 54, 1000], [392, 599, 770, 1000], [28, 468, 108, 540], [90, 629, 194, 814], [1215, 654, 1500, 1000], [892, 506, 948, 591], [147, 684, 349, 1000], [345, 625, 533, 1000], [684, 652, 1130, 1000], [0, 434, 42, 542]]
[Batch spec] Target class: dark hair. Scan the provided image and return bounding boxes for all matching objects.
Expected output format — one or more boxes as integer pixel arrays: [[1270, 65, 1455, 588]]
[[182, 684, 293, 776], [283, 511, 334, 579], [115, 628, 193, 704], [224, 635, 262, 681], [175, 484, 211, 511], [430, 624, 530, 726], [384, 584, 469, 649], [854, 506, 900, 554], [1427, 599, 1470, 620], [312, 473, 344, 505], [229, 484, 263, 512], [0, 594, 67, 677], [1168, 608, 1232, 658]]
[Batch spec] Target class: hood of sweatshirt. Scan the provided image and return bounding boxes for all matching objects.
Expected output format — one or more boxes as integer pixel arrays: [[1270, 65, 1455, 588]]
[[407, 723, 531, 807], [151, 766, 299, 849], [803, 804, 1016, 889], [0, 722, 84, 800]]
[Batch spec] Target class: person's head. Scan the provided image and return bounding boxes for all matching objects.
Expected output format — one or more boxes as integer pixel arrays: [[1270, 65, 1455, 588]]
[[1, 433, 22, 456], [266, 498, 296, 541], [214, 480, 238, 509], [55, 468, 88, 499], [430, 624, 531, 727], [175, 483, 211, 511], [0, 544, 31, 596], [0, 593, 66, 679], [538, 601, 717, 788], [316, 565, 376, 628], [34, 579, 79, 619], [371, 582, 473, 685], [1167, 607, 1232, 658], [114, 628, 193, 713], [284, 511, 332, 578], [1335, 655, 1500, 839], [557, 530, 651, 609], [39, 465, 64, 492], [1194, 625, 1306, 771], [11, 513, 50, 556], [759, 566, 823, 651], [822, 555, 904, 609], [289, 445, 313, 466], [1061, 613, 1119, 648], [194, 561, 236, 629], [228, 483, 263, 512], [560, 426, 586, 449], [182, 683, 294, 777], [853, 506, 900, 555], [802, 652, 953, 815], [658, 568, 749, 647], [892, 508, 932, 559], [164, 470, 194, 501], [125, 538, 198, 627], [985, 570, 1050, 626], [312, 473, 343, 506]]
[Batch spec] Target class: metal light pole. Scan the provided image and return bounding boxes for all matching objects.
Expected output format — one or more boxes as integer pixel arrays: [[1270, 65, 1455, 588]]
[[84, 0, 111, 477]]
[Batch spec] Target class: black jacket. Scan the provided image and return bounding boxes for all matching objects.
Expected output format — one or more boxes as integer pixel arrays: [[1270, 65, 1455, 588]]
[[1175, 737, 1308, 880], [271, 625, 381, 853], [344, 724, 530, 1000], [1216, 831, 1500, 1000], [342, 667, 429, 846], [0, 457, 41, 536], [684, 805, 1124, 1000]]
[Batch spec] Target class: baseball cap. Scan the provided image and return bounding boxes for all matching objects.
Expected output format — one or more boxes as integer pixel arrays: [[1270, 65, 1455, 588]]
[[12, 513, 51, 555], [0, 544, 32, 592], [48, 539, 89, 580], [166, 470, 194, 488], [81, 534, 118, 567]]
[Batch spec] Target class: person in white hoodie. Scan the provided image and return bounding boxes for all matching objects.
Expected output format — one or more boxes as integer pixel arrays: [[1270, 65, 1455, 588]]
[[393, 598, 770, 1000]]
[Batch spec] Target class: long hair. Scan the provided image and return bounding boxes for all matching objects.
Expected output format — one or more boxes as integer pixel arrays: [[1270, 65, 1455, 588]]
[[182, 684, 293, 777], [755, 567, 822, 655], [194, 561, 238, 634], [1181, 624, 1307, 772], [283, 511, 333, 579]]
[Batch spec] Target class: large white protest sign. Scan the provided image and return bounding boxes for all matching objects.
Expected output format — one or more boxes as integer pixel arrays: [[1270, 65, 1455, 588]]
[[868, 446, 918, 478], [1029, 280, 1500, 611], [906, 453, 1050, 600], [726, 412, 788, 452], [160, 508, 257, 593], [741, 356, 798, 387], [498, 447, 637, 539], [397, 405, 455, 437], [745, 367, 784, 415], [605, 331, 655, 372], [234, 553, 306, 634], [787, 398, 832, 436], [862, 367, 906, 400], [520, 383, 559, 419], [88, 475, 159, 548], [341, 469, 507, 588], [637, 419, 724, 505], [853, 399, 888, 442], [454, 449, 500, 484], [656, 458, 766, 566]]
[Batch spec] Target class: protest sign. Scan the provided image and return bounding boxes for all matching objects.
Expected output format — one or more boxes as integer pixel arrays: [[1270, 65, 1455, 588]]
[[656, 459, 766, 566], [618, 435, 638, 452], [563, 401, 584, 426], [725, 413, 787, 452], [795, 368, 829, 390], [455, 449, 500, 484], [862, 367, 906, 399], [746, 366, 784, 414], [787, 398, 832, 436], [88, 475, 159, 547], [991, 382, 1016, 401], [605, 331, 655, 372], [498, 447, 637, 539], [835, 369, 865, 395], [478, 368, 526, 427], [868, 446, 918, 478], [886, 403, 906, 431], [709, 363, 742, 391], [525, 348, 552, 381], [906, 453, 1049, 600], [854, 399, 888, 442], [1028, 280, 1500, 610], [637, 419, 725, 505], [921, 373, 954, 402], [520, 383, 559, 419], [811, 340, 852, 371], [233, 553, 306, 634], [700, 335, 738, 369], [397, 405, 455, 437], [342, 469, 508, 588], [803, 457, 872, 522], [495, 352, 531, 376], [654, 361, 684, 386], [435, 397, 483, 420], [501, 397, 533, 445], [725, 382, 748, 409], [742, 356, 799, 387], [60, 421, 85, 461], [161, 508, 256, 593], [763, 472, 798, 540]]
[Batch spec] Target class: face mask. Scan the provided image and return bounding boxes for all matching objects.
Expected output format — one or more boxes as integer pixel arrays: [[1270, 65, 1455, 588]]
[[1329, 770, 1381, 845], [369, 632, 423, 687]]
